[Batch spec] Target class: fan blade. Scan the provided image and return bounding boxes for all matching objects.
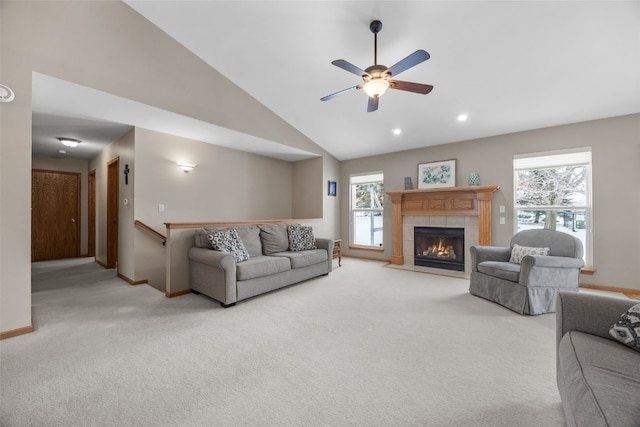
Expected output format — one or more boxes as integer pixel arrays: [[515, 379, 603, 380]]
[[320, 85, 361, 101], [387, 50, 430, 77], [389, 80, 434, 95], [367, 96, 379, 112], [331, 59, 369, 77]]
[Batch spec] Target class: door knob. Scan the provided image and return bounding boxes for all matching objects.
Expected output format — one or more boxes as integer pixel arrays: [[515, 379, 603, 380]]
[[71, 218, 76, 223]]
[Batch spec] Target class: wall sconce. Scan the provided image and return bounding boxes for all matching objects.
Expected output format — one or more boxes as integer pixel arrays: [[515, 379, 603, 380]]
[[178, 163, 195, 172]]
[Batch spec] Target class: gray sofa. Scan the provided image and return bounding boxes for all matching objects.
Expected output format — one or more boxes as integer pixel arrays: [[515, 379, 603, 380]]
[[188, 223, 333, 307], [470, 229, 585, 315], [556, 291, 640, 426]]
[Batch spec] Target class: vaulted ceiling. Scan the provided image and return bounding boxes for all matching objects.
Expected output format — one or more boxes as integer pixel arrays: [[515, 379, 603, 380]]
[[32, 1, 640, 161]]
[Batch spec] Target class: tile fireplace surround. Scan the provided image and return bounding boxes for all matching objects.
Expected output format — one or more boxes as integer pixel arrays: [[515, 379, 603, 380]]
[[386, 185, 499, 274]]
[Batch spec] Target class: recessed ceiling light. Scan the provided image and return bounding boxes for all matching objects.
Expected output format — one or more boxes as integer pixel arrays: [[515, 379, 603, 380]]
[[457, 114, 468, 122], [392, 128, 402, 135], [58, 150, 67, 155]]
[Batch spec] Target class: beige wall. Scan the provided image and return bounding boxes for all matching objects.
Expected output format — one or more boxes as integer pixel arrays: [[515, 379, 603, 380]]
[[89, 129, 135, 279], [133, 128, 300, 291], [134, 128, 295, 228], [32, 155, 90, 255], [320, 154, 341, 240], [341, 114, 640, 290], [0, 0, 336, 335], [292, 158, 323, 219]]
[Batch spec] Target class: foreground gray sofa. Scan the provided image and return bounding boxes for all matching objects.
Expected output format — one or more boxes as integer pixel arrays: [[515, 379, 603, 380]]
[[188, 224, 332, 307], [556, 291, 640, 426], [470, 229, 584, 315]]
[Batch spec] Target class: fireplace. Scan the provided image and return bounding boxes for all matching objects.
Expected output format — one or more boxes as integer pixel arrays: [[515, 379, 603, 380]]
[[414, 227, 465, 271]]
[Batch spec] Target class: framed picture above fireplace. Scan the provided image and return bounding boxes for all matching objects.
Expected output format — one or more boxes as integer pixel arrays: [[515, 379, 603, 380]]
[[418, 159, 456, 189]]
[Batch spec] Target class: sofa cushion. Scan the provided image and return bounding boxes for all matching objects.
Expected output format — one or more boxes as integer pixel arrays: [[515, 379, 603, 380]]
[[272, 249, 328, 269], [207, 229, 250, 263], [609, 303, 640, 352], [235, 226, 263, 258], [509, 243, 550, 264], [558, 331, 640, 426], [287, 224, 317, 251], [259, 224, 290, 255], [477, 261, 521, 282], [236, 255, 291, 281]]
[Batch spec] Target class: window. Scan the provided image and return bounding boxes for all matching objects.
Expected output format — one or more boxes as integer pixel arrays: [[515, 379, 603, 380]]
[[350, 172, 384, 248], [513, 148, 592, 266]]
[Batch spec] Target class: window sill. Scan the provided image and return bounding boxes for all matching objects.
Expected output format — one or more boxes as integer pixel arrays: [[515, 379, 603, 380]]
[[349, 245, 384, 252], [580, 267, 595, 275]]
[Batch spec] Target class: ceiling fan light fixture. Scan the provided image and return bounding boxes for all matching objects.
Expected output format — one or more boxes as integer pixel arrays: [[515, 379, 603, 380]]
[[363, 79, 389, 98], [58, 137, 81, 148]]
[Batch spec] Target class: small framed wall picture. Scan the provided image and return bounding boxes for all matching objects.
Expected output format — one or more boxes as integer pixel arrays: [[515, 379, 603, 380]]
[[328, 181, 337, 196], [418, 159, 456, 189]]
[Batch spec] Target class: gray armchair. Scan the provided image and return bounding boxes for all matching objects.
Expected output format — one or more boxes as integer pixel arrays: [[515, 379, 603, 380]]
[[470, 229, 585, 315]]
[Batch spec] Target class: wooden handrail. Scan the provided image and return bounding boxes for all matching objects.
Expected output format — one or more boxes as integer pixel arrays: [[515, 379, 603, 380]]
[[164, 218, 322, 230], [135, 220, 167, 245]]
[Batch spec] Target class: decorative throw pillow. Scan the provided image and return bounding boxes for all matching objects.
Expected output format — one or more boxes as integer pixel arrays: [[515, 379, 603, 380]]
[[509, 244, 550, 264], [207, 229, 250, 263], [609, 303, 640, 352], [287, 225, 317, 252]]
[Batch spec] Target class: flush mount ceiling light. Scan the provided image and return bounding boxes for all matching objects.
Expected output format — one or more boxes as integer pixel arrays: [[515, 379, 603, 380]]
[[392, 128, 402, 136], [0, 84, 15, 103], [58, 137, 81, 148], [457, 114, 469, 122]]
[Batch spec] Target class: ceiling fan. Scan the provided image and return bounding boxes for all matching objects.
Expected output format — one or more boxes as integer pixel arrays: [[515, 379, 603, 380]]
[[321, 20, 434, 112]]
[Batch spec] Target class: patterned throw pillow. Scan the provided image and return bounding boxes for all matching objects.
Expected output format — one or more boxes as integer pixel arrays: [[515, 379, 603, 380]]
[[509, 244, 550, 264], [609, 303, 640, 352], [287, 225, 317, 252], [207, 229, 250, 262]]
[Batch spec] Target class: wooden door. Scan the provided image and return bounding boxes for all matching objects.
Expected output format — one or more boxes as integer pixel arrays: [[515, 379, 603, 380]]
[[31, 170, 81, 261], [88, 169, 96, 257], [106, 158, 119, 269]]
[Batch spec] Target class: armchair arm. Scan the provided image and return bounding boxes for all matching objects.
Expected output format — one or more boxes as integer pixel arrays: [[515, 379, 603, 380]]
[[521, 255, 585, 269], [520, 255, 585, 288], [470, 246, 512, 272]]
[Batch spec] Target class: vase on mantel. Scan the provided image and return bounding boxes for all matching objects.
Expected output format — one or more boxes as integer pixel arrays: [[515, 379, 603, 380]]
[[404, 177, 413, 190], [468, 172, 480, 186]]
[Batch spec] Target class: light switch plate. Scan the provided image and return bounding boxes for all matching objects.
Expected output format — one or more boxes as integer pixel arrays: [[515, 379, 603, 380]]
[[499, 205, 505, 213], [500, 217, 506, 224], [158, 204, 165, 212]]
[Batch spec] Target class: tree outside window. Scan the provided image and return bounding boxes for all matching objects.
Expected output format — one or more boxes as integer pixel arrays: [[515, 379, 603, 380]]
[[514, 149, 592, 266]]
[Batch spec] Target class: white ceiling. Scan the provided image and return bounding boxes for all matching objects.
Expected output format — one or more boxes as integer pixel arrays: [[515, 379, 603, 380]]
[[32, 1, 640, 161]]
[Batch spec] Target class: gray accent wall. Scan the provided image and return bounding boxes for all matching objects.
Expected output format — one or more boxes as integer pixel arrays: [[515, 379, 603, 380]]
[[340, 114, 640, 290]]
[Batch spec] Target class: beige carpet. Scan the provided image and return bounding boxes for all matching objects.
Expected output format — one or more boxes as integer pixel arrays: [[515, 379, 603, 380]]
[[1, 257, 567, 426]]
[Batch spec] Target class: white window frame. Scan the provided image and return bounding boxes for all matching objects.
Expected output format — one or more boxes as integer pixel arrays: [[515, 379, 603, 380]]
[[513, 147, 593, 267], [349, 172, 384, 248]]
